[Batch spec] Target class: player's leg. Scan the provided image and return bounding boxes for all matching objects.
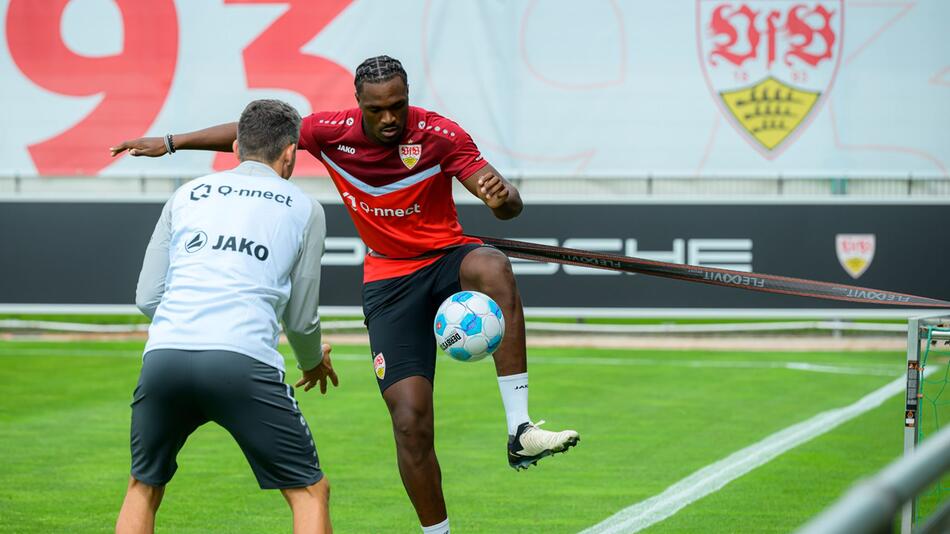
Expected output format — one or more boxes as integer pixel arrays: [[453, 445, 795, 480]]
[[116, 477, 165, 534], [457, 246, 526, 376], [196, 350, 330, 532], [363, 272, 447, 528], [456, 246, 580, 469], [118, 349, 206, 533], [281, 478, 332, 534], [382, 376, 445, 525]]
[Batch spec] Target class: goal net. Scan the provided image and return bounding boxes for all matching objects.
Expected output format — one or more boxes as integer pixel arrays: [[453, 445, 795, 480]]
[[904, 313, 950, 532]]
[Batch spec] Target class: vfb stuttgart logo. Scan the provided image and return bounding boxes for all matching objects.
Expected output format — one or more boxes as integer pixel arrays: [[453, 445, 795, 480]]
[[836, 234, 875, 279], [399, 144, 422, 170], [697, 1, 843, 157]]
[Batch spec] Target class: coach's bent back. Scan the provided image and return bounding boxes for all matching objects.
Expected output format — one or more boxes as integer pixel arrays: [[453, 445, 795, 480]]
[[144, 161, 312, 370]]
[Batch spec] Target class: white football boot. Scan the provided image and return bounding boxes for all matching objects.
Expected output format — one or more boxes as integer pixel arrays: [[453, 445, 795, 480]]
[[507, 420, 580, 470]]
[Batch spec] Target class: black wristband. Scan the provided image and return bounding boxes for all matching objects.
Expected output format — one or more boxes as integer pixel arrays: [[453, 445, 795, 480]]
[[165, 134, 176, 154]]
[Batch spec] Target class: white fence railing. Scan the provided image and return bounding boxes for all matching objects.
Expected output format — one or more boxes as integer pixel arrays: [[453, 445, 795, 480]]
[[796, 423, 950, 534], [2, 174, 949, 198]]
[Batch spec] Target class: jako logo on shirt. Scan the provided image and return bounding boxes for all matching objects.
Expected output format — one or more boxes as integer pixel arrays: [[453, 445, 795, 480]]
[[336, 144, 356, 154], [184, 231, 208, 253], [211, 235, 269, 261]]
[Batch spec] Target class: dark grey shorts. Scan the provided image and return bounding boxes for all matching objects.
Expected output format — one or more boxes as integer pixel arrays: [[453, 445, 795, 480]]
[[130, 349, 322, 489], [362, 243, 484, 392]]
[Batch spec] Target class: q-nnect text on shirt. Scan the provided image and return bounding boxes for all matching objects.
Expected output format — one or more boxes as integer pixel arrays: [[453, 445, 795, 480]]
[[135, 160, 327, 372]]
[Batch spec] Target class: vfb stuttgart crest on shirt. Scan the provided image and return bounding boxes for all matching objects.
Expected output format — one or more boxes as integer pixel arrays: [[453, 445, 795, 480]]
[[697, 1, 843, 157], [399, 144, 422, 170]]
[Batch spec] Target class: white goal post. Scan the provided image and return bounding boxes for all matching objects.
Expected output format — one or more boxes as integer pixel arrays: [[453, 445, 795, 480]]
[[797, 312, 950, 534], [901, 313, 950, 533]]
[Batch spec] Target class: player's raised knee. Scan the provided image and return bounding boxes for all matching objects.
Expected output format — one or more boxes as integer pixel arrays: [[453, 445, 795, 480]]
[[463, 247, 514, 284]]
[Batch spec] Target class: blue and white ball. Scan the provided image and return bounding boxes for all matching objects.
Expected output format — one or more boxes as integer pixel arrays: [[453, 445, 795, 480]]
[[434, 291, 505, 362]]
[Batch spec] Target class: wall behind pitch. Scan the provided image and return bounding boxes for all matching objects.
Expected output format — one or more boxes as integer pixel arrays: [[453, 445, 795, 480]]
[[1, 200, 947, 312]]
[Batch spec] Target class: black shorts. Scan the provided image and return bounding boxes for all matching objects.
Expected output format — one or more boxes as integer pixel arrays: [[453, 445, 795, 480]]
[[129, 349, 323, 489], [362, 244, 484, 392]]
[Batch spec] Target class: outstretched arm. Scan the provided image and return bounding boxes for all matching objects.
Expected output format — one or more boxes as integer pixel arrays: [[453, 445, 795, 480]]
[[109, 123, 238, 158], [461, 163, 523, 220]]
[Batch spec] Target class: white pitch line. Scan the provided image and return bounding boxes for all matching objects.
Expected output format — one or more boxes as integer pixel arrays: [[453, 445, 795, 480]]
[[1, 348, 900, 376], [578, 372, 921, 534], [527, 355, 899, 376]]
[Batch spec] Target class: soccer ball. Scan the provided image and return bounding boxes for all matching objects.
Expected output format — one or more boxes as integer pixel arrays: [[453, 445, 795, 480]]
[[434, 291, 505, 362]]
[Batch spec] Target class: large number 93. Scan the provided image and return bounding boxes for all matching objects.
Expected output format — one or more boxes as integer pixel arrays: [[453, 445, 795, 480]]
[[6, 0, 178, 175], [212, 0, 354, 176], [7, 0, 354, 176]]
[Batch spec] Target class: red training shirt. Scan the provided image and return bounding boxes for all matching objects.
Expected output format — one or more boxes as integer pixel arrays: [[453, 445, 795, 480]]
[[298, 106, 488, 282]]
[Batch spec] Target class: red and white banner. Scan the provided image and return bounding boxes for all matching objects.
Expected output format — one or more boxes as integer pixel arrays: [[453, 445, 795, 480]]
[[1, 0, 947, 178], [698, 1, 843, 158]]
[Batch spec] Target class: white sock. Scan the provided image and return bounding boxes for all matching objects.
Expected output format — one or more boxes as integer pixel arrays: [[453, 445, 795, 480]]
[[497, 372, 531, 435], [422, 518, 450, 533]]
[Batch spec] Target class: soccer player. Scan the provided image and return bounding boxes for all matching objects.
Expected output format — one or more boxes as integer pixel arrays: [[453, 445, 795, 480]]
[[110, 56, 578, 534], [116, 99, 338, 534]]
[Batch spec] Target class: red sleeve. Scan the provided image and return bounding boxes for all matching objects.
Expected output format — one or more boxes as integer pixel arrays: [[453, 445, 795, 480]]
[[298, 114, 321, 154], [439, 124, 489, 181]]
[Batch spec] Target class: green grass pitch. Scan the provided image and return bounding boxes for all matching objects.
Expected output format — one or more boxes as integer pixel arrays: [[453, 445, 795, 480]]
[[0, 339, 936, 532]]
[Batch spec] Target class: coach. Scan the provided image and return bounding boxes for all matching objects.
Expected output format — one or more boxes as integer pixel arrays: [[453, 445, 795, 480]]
[[116, 100, 337, 534]]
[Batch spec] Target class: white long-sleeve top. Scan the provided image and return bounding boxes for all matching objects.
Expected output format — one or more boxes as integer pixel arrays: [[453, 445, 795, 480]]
[[135, 160, 326, 371]]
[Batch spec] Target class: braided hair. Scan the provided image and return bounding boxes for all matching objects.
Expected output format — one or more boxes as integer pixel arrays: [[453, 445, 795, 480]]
[[354, 55, 408, 94]]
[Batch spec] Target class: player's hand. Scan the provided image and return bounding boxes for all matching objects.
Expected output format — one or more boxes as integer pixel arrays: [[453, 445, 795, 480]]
[[478, 173, 511, 209], [295, 344, 338, 394], [109, 137, 167, 158]]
